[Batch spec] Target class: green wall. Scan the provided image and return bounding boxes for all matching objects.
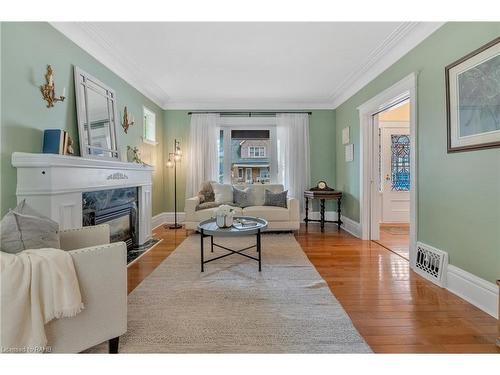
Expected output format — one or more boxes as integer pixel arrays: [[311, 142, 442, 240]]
[[0, 22, 165, 216], [335, 22, 500, 283], [163, 110, 336, 212]]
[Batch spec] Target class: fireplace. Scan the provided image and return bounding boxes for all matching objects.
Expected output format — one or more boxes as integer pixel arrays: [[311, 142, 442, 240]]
[[13, 152, 155, 263], [82, 187, 138, 250]]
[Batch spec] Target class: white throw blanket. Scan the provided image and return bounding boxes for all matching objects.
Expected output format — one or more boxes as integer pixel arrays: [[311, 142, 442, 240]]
[[0, 248, 84, 353]]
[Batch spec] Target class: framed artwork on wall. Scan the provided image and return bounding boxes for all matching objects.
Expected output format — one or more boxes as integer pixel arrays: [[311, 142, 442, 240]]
[[445, 37, 500, 153]]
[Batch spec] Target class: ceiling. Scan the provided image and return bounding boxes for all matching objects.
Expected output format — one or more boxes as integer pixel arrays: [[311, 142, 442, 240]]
[[52, 22, 443, 109]]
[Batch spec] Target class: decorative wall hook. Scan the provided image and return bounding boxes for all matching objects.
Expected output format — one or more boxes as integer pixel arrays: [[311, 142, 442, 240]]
[[40, 65, 65, 108], [122, 106, 135, 134]]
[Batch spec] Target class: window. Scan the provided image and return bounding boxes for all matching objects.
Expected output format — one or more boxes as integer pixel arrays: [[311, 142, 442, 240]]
[[219, 123, 277, 185], [143, 107, 156, 144], [391, 134, 410, 191], [249, 146, 265, 158]]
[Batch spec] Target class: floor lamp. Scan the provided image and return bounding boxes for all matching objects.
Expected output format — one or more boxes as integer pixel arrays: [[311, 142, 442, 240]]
[[166, 139, 182, 229]]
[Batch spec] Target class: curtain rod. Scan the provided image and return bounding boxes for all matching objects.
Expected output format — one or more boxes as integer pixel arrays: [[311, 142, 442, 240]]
[[187, 111, 312, 116]]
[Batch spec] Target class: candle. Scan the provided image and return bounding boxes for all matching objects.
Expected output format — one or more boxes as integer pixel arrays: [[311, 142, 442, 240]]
[[62, 87, 66, 97]]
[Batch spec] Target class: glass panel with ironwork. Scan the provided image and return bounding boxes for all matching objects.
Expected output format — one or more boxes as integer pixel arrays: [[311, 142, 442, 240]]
[[391, 134, 410, 191]]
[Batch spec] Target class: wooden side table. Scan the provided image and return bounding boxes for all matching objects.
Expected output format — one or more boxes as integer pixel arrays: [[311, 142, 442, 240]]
[[304, 190, 343, 232]]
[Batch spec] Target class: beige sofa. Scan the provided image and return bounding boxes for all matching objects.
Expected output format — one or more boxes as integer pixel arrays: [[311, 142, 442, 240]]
[[185, 184, 300, 231], [44, 224, 127, 353]]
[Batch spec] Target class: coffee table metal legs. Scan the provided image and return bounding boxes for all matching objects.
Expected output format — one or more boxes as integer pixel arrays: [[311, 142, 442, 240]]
[[200, 230, 262, 272], [257, 229, 261, 272], [200, 228, 205, 272]]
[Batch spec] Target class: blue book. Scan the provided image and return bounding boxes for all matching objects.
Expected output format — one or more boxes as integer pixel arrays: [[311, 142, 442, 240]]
[[42, 129, 65, 154]]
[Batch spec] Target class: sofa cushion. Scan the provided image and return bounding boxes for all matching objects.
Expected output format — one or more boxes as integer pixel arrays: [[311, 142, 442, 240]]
[[248, 184, 284, 206], [194, 206, 243, 222], [211, 182, 233, 204], [196, 201, 220, 210], [233, 187, 253, 208], [243, 206, 289, 222], [264, 189, 288, 208]]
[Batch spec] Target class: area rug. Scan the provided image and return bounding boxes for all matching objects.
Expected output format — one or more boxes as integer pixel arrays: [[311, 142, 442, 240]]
[[87, 234, 371, 353]]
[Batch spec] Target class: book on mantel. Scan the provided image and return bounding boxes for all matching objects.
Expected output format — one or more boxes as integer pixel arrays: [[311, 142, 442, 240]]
[[42, 129, 70, 155]]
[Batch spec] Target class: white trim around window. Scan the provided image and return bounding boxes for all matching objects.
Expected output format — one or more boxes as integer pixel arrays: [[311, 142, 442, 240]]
[[142, 106, 158, 145]]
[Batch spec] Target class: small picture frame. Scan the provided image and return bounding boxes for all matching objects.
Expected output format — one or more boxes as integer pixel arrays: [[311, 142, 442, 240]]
[[446, 37, 500, 152], [345, 144, 354, 162], [342, 127, 350, 145]]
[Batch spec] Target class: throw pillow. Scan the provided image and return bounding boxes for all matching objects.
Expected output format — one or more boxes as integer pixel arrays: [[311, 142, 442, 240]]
[[197, 181, 215, 203], [211, 183, 233, 204], [249, 184, 284, 206], [264, 189, 288, 209], [0, 200, 60, 254], [233, 187, 253, 208], [196, 201, 220, 211]]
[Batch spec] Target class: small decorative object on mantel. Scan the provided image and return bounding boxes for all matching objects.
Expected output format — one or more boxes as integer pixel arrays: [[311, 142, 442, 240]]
[[42, 129, 73, 155], [127, 145, 145, 164], [214, 205, 235, 228], [40, 65, 66, 108], [121, 106, 135, 134], [446, 37, 500, 152], [65, 135, 74, 155]]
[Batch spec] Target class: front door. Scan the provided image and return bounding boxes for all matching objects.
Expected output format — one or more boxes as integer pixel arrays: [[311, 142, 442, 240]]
[[381, 126, 410, 223]]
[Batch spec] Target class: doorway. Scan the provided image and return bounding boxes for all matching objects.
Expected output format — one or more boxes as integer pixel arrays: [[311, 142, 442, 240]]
[[358, 73, 417, 267], [373, 101, 410, 260]]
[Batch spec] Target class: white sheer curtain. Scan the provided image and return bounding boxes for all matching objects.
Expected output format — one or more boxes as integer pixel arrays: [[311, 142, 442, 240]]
[[276, 113, 310, 212], [185, 113, 220, 198]]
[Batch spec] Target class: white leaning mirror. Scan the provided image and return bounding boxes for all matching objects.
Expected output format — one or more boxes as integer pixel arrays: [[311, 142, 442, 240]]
[[74, 66, 120, 160]]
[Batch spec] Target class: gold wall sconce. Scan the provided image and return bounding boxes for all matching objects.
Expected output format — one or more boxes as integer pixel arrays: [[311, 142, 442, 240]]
[[40, 65, 66, 108], [122, 106, 135, 134]]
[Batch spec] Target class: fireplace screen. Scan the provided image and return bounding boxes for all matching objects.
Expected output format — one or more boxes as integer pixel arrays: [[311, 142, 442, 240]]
[[82, 187, 138, 249], [108, 214, 132, 245]]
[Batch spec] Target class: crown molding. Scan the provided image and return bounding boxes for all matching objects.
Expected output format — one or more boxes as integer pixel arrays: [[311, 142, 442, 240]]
[[162, 99, 334, 110], [50, 22, 169, 108], [51, 22, 444, 111], [330, 22, 444, 109]]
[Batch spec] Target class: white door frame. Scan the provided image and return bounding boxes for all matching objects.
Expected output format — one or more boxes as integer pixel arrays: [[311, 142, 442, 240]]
[[358, 73, 417, 268]]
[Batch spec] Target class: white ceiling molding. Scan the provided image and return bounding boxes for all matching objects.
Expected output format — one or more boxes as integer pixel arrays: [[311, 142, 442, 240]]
[[329, 22, 444, 108], [163, 99, 334, 110], [51, 22, 444, 110], [50, 22, 169, 108]]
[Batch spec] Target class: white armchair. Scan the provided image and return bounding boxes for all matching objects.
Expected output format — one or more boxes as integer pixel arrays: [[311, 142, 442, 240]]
[[44, 224, 127, 353]]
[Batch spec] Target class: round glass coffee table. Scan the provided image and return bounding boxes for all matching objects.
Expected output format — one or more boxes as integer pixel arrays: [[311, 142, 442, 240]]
[[197, 216, 268, 272]]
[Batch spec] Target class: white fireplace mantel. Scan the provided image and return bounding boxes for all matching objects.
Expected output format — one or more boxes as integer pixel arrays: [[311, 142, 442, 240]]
[[12, 152, 154, 245]]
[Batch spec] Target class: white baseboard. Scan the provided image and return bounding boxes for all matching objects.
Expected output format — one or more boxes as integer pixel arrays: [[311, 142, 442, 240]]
[[305, 211, 361, 238], [341, 216, 361, 238], [446, 265, 498, 319], [152, 212, 186, 229]]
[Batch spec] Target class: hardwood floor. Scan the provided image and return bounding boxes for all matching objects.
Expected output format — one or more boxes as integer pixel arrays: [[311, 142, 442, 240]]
[[128, 223, 499, 353], [375, 223, 410, 260]]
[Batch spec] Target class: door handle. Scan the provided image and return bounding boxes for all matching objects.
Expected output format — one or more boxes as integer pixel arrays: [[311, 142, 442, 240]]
[[385, 174, 391, 181]]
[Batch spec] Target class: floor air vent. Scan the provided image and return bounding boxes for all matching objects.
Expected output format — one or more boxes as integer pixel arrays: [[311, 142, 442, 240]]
[[414, 242, 448, 287]]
